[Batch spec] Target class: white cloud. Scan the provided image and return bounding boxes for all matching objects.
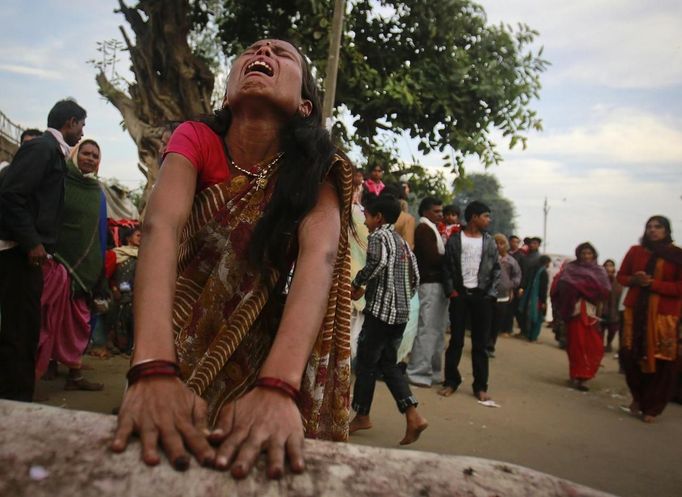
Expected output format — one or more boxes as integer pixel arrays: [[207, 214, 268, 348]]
[[466, 157, 682, 262], [0, 63, 63, 80], [479, 0, 682, 89], [521, 108, 682, 164]]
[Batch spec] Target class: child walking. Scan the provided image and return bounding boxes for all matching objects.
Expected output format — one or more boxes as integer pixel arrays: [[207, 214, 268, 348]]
[[350, 194, 428, 445]]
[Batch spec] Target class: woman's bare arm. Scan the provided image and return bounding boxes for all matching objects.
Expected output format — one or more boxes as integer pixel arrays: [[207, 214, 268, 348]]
[[260, 181, 341, 385], [111, 155, 215, 469], [131, 155, 196, 363], [213, 181, 342, 478]]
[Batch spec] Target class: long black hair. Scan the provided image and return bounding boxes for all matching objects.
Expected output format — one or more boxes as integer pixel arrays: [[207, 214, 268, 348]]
[[201, 41, 339, 287], [641, 215, 673, 249]]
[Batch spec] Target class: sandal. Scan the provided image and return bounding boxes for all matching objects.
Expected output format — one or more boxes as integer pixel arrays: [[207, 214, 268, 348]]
[[64, 376, 104, 391]]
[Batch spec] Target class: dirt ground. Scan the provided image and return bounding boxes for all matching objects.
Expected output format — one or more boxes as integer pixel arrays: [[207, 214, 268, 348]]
[[35, 326, 682, 497]]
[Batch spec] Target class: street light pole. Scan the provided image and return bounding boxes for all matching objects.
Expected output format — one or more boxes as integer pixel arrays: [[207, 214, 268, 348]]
[[322, 0, 346, 126], [543, 196, 550, 254]]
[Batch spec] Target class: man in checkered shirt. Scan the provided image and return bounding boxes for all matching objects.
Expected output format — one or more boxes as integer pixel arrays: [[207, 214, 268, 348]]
[[349, 194, 428, 445]]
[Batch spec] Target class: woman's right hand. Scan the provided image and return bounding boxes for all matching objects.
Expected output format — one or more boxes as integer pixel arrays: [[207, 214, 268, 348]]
[[631, 271, 652, 287], [110, 376, 215, 470]]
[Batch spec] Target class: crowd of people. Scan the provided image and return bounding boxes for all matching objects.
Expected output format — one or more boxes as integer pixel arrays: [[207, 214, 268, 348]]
[[0, 38, 680, 480], [0, 101, 146, 397], [346, 163, 682, 439]]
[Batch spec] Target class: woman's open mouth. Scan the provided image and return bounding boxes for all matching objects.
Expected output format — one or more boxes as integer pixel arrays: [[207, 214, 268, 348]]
[[245, 60, 274, 77]]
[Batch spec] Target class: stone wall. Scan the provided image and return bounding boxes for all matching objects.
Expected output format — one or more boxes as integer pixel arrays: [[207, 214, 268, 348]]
[[0, 401, 614, 497]]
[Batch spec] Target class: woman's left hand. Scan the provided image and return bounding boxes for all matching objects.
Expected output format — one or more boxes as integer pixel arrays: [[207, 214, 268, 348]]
[[209, 387, 304, 479]]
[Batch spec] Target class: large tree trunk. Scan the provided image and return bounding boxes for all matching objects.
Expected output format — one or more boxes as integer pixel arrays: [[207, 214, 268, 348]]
[[96, 0, 215, 211], [0, 401, 615, 497]]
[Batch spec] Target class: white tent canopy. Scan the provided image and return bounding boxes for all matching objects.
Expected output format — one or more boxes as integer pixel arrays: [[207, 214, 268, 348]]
[[99, 178, 140, 221]]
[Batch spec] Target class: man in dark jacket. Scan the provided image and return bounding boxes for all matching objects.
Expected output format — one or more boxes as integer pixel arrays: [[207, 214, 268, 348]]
[[439, 201, 500, 401], [0, 99, 86, 401]]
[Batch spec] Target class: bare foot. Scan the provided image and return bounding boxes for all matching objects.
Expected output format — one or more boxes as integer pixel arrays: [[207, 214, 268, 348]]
[[570, 379, 589, 391], [64, 376, 104, 391], [400, 415, 428, 445], [41, 361, 58, 381], [349, 415, 372, 434], [475, 391, 492, 401], [437, 386, 456, 397], [88, 346, 111, 359], [642, 414, 656, 423], [629, 401, 641, 417]]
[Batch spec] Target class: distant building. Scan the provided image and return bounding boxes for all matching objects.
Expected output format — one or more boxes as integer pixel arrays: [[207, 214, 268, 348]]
[[0, 110, 24, 164]]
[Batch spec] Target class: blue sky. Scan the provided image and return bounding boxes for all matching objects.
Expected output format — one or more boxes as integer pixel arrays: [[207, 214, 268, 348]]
[[0, 0, 681, 263]]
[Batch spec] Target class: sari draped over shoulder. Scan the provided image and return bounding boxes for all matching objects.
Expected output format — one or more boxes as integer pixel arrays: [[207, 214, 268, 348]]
[[172, 154, 353, 441], [551, 261, 611, 381], [621, 245, 682, 373]]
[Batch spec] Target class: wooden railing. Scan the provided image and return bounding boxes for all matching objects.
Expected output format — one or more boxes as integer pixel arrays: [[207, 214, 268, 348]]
[[0, 109, 23, 146]]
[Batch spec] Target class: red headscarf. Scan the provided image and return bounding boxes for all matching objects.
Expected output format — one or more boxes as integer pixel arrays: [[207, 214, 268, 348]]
[[551, 244, 611, 321]]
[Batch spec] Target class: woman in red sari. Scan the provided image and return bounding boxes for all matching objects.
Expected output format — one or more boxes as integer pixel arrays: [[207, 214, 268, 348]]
[[551, 242, 610, 391], [618, 216, 682, 422], [110, 39, 353, 478]]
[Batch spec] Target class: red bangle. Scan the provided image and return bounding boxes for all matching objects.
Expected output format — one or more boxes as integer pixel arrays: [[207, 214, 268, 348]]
[[126, 360, 180, 385], [253, 377, 301, 405]]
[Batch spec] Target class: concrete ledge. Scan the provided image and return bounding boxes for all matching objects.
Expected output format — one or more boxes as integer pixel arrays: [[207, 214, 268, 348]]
[[0, 400, 614, 496]]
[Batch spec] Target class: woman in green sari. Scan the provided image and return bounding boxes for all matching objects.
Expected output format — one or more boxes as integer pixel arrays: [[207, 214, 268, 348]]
[[520, 255, 551, 341], [36, 139, 107, 390]]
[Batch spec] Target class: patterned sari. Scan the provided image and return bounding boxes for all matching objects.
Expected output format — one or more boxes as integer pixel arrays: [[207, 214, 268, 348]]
[[172, 155, 353, 441]]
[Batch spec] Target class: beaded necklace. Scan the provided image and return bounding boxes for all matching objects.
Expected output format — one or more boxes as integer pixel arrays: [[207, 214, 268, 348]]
[[224, 145, 284, 190]]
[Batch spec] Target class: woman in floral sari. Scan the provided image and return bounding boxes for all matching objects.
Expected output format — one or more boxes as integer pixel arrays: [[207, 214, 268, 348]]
[[618, 216, 682, 422], [111, 40, 353, 478], [551, 242, 610, 391]]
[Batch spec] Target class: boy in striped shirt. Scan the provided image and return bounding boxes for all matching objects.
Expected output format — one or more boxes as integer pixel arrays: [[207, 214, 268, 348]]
[[350, 194, 428, 445]]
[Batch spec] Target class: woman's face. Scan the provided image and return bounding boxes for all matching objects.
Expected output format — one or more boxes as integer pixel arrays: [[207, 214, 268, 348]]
[[579, 248, 595, 263], [77, 143, 100, 175], [496, 238, 507, 255], [645, 220, 667, 242], [127, 230, 142, 247], [225, 39, 311, 119], [603, 261, 616, 276]]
